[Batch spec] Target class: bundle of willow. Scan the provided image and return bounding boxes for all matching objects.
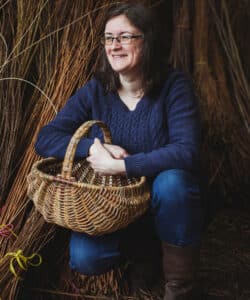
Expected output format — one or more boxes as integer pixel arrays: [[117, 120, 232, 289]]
[[58, 267, 128, 299], [170, 0, 250, 202], [192, 0, 228, 196], [192, 0, 250, 201], [0, 0, 45, 202], [228, 1, 250, 83], [0, 209, 57, 300], [207, 0, 250, 200], [191, 2, 221, 196], [169, 0, 193, 74], [0, 0, 64, 250]]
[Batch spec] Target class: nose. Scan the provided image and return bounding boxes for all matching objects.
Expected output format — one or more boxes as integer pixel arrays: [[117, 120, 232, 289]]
[[111, 38, 122, 48]]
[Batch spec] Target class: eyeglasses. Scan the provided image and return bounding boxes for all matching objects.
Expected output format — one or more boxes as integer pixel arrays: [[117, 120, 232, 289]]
[[101, 33, 144, 45]]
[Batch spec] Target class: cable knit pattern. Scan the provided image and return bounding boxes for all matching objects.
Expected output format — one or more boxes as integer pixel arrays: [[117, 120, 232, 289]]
[[35, 70, 201, 178]]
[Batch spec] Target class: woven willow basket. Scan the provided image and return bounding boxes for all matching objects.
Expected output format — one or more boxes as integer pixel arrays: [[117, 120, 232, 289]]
[[27, 120, 150, 235]]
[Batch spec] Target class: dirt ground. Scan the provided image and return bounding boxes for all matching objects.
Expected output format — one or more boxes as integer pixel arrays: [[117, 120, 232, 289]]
[[198, 209, 250, 300]]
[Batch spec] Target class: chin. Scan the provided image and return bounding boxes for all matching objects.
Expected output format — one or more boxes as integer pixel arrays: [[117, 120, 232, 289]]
[[111, 66, 128, 73]]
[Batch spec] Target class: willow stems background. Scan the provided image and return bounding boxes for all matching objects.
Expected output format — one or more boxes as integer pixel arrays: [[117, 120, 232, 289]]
[[192, 0, 250, 201], [169, 0, 193, 74]]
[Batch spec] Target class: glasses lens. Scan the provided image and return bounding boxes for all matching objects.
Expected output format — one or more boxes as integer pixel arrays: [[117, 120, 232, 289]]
[[120, 35, 131, 44], [102, 36, 112, 45]]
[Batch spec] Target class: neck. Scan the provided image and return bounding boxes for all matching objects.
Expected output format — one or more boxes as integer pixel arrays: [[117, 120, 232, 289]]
[[119, 73, 144, 98]]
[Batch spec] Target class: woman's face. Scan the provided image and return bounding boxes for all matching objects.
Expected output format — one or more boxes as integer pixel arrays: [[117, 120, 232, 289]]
[[104, 14, 144, 78]]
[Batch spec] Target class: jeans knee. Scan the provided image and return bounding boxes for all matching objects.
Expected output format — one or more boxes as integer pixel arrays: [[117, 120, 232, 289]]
[[152, 169, 196, 207], [70, 245, 100, 275], [69, 232, 120, 276]]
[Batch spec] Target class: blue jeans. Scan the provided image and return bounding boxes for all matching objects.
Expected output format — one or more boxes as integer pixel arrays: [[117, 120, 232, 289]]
[[69, 169, 204, 275]]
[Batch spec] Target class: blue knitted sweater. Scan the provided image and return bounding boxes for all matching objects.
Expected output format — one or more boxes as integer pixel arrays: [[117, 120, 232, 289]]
[[35, 71, 201, 178]]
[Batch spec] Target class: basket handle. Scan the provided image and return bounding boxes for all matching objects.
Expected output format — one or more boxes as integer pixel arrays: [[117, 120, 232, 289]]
[[61, 120, 112, 179]]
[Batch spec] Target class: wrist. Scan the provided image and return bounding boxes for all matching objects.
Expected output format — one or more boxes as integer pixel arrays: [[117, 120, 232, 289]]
[[113, 159, 126, 175]]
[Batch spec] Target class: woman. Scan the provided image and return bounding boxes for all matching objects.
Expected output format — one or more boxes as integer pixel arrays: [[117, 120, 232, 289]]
[[35, 2, 204, 299]]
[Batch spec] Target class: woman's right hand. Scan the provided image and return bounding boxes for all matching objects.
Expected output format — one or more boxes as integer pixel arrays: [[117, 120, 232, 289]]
[[103, 143, 129, 159], [87, 139, 126, 175]]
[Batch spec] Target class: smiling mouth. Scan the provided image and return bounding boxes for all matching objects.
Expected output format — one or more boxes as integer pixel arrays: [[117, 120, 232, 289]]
[[112, 55, 127, 58]]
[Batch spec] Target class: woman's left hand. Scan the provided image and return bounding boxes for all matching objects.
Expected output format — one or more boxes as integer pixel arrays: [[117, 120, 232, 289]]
[[86, 138, 126, 175]]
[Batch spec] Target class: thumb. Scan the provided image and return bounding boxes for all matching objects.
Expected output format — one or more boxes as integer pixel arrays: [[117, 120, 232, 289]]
[[94, 138, 103, 147], [94, 138, 111, 156]]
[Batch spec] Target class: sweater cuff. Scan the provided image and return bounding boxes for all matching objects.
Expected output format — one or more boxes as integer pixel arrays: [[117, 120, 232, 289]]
[[75, 138, 94, 158], [124, 154, 148, 178]]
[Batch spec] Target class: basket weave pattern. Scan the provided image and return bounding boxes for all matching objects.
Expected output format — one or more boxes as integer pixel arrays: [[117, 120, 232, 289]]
[[27, 120, 150, 235]]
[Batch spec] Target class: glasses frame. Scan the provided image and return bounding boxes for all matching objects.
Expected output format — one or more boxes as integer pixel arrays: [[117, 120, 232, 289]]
[[101, 33, 144, 46]]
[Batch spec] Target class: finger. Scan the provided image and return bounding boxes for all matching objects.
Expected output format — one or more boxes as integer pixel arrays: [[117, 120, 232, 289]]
[[86, 156, 94, 163], [122, 152, 129, 158], [94, 138, 106, 151], [117, 150, 128, 158], [94, 137, 101, 145], [118, 152, 127, 159]]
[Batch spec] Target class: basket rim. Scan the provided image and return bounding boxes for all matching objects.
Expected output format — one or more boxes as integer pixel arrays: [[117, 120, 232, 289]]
[[31, 157, 147, 191]]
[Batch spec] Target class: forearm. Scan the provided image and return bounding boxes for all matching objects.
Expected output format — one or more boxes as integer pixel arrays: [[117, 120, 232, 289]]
[[124, 144, 200, 178], [35, 83, 93, 158], [112, 159, 126, 175], [35, 127, 94, 159]]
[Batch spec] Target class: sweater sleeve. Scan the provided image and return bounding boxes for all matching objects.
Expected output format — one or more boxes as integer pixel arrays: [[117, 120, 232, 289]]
[[35, 82, 94, 159], [124, 73, 201, 178]]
